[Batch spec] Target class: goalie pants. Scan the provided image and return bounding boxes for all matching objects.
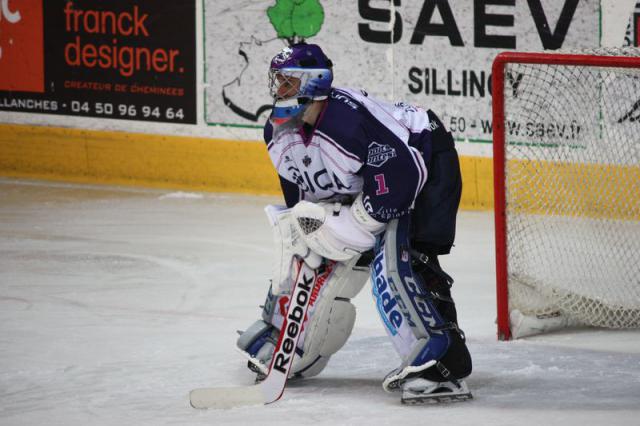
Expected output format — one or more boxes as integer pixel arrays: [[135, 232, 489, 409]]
[[411, 109, 462, 257]]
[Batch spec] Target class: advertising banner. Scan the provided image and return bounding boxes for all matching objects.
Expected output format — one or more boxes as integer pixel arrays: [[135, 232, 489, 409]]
[[0, 0, 196, 124], [624, 1, 640, 46], [204, 0, 600, 147]]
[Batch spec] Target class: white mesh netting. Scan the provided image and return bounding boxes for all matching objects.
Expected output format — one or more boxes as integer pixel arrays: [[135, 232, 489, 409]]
[[502, 48, 640, 329]]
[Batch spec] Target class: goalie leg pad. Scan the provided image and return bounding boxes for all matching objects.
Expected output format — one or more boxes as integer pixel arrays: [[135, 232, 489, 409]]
[[291, 297, 356, 377], [372, 217, 470, 391], [237, 255, 369, 379], [372, 217, 451, 366], [292, 255, 368, 377]]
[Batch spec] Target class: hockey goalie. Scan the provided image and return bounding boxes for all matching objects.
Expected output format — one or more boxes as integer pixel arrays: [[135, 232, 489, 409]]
[[235, 43, 473, 404]]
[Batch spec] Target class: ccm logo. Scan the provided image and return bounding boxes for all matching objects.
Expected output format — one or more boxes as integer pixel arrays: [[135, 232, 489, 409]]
[[272, 272, 314, 374]]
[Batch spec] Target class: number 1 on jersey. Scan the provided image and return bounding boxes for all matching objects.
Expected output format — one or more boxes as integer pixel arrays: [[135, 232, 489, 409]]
[[374, 174, 389, 195]]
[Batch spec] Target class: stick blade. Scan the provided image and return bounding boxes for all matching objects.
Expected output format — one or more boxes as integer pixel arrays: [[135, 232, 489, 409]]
[[189, 385, 264, 409]]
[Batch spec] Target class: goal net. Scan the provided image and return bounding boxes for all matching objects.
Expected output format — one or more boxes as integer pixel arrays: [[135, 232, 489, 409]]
[[492, 48, 640, 340]]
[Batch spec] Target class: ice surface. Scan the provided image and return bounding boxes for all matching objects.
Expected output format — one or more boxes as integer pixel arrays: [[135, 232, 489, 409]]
[[1, 179, 639, 425]]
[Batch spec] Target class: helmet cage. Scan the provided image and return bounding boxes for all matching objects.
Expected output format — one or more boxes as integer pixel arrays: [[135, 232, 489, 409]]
[[269, 67, 333, 102]]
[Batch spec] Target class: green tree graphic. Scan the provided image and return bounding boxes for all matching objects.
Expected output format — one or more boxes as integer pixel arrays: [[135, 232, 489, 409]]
[[267, 0, 324, 45]]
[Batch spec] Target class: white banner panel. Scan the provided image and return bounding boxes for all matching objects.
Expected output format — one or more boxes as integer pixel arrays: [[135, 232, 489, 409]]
[[205, 0, 601, 155]]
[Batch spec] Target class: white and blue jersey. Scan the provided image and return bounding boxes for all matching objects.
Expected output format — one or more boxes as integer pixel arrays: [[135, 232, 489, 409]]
[[264, 87, 436, 223]]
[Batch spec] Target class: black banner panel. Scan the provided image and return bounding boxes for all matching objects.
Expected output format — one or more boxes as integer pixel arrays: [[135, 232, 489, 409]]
[[0, 1, 196, 124]]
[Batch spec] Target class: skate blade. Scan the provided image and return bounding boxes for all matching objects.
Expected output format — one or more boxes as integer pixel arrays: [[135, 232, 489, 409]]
[[401, 391, 473, 405]]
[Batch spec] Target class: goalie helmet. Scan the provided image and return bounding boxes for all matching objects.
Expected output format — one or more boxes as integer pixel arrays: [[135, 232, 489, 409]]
[[268, 43, 333, 126]]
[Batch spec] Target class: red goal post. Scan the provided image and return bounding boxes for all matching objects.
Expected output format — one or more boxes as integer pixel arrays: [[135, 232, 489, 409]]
[[491, 50, 640, 341]]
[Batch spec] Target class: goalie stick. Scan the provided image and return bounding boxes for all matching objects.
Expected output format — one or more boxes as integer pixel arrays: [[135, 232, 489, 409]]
[[190, 259, 318, 409]]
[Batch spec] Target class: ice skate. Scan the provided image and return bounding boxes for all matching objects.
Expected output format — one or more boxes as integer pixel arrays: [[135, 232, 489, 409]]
[[401, 377, 472, 405]]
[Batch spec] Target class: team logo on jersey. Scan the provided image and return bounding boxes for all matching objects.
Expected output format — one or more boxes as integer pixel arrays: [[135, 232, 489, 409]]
[[302, 155, 312, 167], [367, 142, 397, 167]]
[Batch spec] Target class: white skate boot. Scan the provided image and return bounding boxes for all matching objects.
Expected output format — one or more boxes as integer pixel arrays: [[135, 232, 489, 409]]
[[383, 360, 472, 404], [400, 377, 472, 404]]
